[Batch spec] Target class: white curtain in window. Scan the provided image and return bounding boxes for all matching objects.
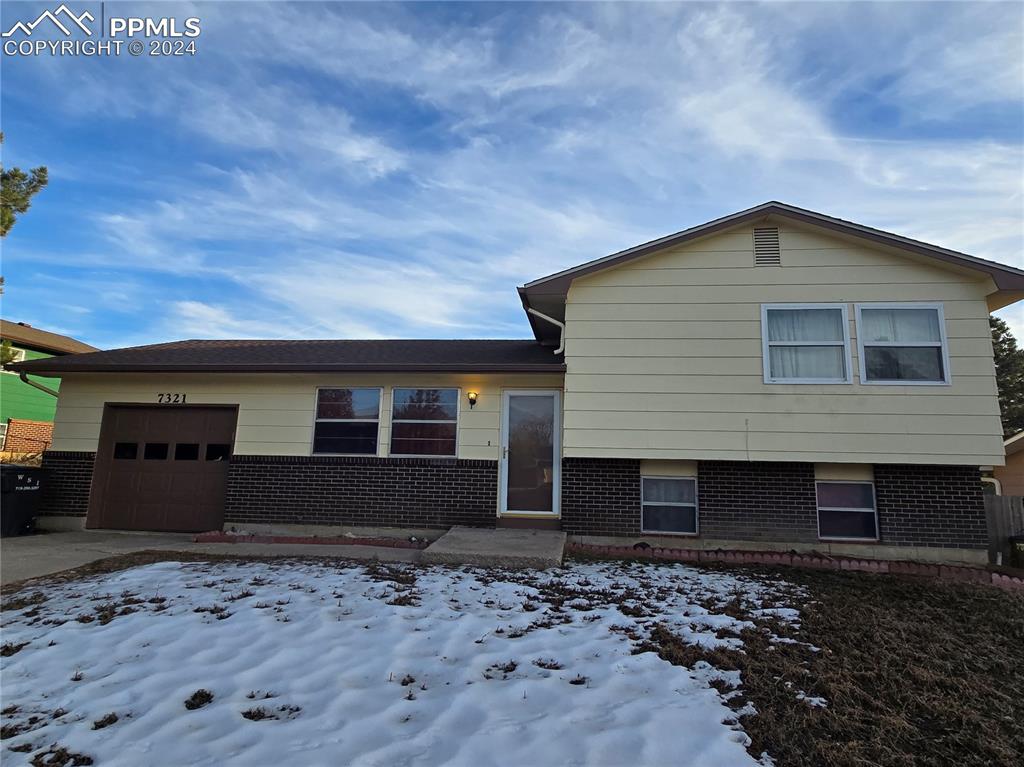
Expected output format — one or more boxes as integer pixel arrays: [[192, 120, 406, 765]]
[[767, 309, 844, 342], [860, 308, 940, 343], [642, 478, 696, 504], [769, 346, 845, 379]]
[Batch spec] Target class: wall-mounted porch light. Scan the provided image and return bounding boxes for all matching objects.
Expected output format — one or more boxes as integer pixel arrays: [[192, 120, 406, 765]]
[[466, 391, 478, 409]]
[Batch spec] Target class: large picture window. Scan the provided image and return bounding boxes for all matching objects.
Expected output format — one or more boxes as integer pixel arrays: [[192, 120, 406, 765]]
[[856, 303, 950, 384], [816, 481, 878, 541], [390, 388, 458, 456], [761, 304, 851, 383], [313, 388, 381, 455], [641, 477, 698, 535]]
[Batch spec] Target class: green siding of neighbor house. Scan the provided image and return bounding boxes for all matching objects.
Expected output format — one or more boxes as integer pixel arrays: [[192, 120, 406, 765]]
[[1, 347, 61, 423]]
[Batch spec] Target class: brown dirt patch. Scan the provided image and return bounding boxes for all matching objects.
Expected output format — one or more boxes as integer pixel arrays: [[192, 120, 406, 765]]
[[643, 565, 1024, 767]]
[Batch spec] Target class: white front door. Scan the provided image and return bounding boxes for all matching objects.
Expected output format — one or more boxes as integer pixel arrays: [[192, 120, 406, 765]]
[[499, 390, 561, 517]]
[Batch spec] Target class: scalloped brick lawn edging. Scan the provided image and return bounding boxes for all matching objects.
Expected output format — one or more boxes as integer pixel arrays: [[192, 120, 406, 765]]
[[565, 542, 1024, 592], [193, 531, 431, 550]]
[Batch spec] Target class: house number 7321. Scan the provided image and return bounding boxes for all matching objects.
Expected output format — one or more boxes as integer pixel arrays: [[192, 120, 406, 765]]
[[157, 393, 187, 404]]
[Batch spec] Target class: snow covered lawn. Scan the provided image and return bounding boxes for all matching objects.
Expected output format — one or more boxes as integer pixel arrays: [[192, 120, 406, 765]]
[[1, 559, 804, 766]]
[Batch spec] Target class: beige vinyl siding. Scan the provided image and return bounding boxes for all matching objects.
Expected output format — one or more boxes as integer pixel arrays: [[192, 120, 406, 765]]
[[815, 464, 874, 481], [50, 372, 564, 459], [640, 460, 697, 476], [563, 220, 1005, 465]]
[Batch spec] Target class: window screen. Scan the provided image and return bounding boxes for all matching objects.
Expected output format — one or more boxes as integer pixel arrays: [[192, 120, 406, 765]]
[[313, 388, 381, 455], [641, 477, 698, 534], [858, 306, 947, 383], [763, 306, 850, 383], [390, 388, 458, 456], [817, 481, 878, 540]]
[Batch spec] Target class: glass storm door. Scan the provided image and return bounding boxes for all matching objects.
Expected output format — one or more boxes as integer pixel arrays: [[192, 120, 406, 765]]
[[500, 391, 560, 516]]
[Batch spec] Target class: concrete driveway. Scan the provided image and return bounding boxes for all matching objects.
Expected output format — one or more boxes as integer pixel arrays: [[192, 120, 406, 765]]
[[1, 530, 420, 587]]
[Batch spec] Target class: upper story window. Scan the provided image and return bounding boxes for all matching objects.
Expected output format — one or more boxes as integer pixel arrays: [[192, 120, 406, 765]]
[[761, 304, 851, 384], [390, 388, 458, 457], [313, 388, 381, 455], [855, 303, 950, 385]]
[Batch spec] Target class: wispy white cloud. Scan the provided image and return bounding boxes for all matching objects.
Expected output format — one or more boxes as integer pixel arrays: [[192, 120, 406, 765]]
[[1, 0, 1020, 346]]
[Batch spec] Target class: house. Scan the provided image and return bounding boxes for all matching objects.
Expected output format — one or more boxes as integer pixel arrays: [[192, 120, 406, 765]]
[[993, 432, 1024, 496], [1, 319, 98, 452], [10, 202, 1023, 565]]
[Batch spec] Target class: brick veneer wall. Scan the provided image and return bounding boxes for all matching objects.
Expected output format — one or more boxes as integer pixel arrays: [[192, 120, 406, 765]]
[[874, 464, 988, 549], [38, 450, 95, 518], [698, 460, 819, 542], [562, 458, 987, 551], [561, 458, 642, 536], [4, 419, 54, 452], [223, 455, 499, 529]]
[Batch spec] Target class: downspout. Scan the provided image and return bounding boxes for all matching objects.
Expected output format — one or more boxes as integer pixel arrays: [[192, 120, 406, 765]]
[[526, 308, 565, 355], [19, 372, 59, 398]]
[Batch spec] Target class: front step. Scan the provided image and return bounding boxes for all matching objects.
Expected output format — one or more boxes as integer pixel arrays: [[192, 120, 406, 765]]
[[496, 517, 561, 531], [421, 526, 566, 569]]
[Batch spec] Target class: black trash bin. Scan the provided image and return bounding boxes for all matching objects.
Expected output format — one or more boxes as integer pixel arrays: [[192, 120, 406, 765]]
[[1, 464, 44, 537]]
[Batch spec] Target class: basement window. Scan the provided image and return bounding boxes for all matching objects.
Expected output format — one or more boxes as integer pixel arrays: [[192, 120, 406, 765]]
[[641, 477, 698, 535], [390, 388, 458, 457], [313, 388, 381, 455], [816, 481, 878, 541], [761, 304, 851, 383]]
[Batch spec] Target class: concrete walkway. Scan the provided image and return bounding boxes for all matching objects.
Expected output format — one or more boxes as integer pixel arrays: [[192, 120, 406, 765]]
[[421, 526, 566, 568], [0, 530, 421, 587]]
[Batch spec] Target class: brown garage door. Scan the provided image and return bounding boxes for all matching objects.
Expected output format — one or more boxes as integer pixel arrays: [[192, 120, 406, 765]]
[[87, 406, 238, 532]]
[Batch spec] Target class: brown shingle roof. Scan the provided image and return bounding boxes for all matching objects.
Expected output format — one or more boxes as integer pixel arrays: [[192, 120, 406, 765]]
[[8, 339, 565, 375], [0, 319, 98, 355]]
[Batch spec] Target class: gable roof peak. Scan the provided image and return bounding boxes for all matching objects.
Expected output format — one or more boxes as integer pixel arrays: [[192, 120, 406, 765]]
[[518, 201, 1024, 343]]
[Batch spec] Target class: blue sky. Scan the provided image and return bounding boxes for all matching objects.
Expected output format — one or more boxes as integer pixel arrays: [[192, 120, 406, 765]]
[[2, 0, 1022, 349]]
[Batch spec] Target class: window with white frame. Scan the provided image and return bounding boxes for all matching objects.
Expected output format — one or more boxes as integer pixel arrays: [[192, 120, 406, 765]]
[[390, 388, 458, 456], [641, 477, 698, 534], [313, 388, 381, 455], [816, 481, 878, 540], [856, 304, 949, 384], [761, 304, 851, 383]]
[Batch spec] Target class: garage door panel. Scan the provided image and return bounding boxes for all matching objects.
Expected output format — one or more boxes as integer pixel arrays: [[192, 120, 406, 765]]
[[87, 406, 238, 532]]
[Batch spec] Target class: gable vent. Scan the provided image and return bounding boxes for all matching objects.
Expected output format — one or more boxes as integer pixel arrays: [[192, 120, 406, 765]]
[[753, 227, 781, 266]]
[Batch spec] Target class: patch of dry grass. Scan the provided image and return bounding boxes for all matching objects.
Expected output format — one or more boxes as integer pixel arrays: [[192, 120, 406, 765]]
[[184, 690, 214, 711], [644, 566, 1024, 767]]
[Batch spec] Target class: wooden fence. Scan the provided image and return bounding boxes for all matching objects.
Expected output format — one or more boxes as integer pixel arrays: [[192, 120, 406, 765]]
[[985, 495, 1024, 566]]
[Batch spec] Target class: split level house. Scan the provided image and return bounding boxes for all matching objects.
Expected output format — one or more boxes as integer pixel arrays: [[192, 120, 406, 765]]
[[11, 203, 1024, 565]]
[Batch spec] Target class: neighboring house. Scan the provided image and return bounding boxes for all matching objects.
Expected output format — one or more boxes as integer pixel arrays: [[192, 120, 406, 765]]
[[11, 202, 1024, 565], [1, 320, 98, 451], [993, 432, 1024, 496]]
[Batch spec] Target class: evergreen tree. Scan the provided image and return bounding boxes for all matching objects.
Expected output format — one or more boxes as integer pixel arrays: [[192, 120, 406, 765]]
[[1, 133, 48, 237], [991, 316, 1024, 437]]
